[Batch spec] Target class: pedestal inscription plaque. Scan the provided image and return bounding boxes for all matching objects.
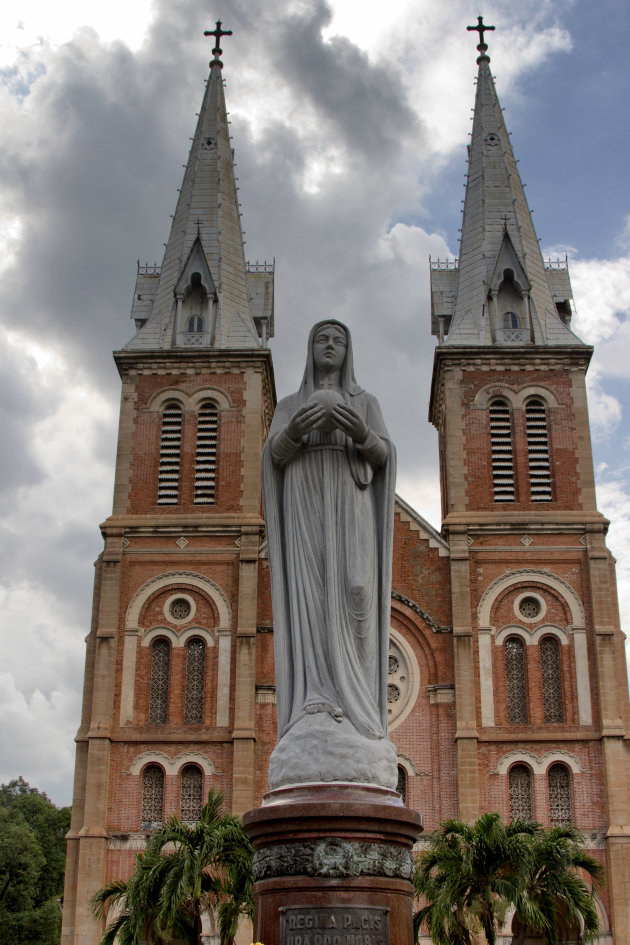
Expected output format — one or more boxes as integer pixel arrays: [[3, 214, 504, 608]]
[[279, 905, 389, 945]]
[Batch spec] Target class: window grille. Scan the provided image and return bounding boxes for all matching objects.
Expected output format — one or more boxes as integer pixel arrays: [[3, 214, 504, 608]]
[[519, 596, 541, 619], [526, 399, 552, 501], [194, 402, 218, 504], [180, 765, 203, 824], [149, 639, 170, 725], [141, 765, 164, 829], [505, 637, 528, 723], [157, 402, 182, 505], [540, 636, 563, 723], [184, 639, 205, 724], [548, 764, 572, 825], [509, 764, 533, 821], [489, 400, 515, 502], [187, 315, 204, 332], [396, 766, 407, 804]]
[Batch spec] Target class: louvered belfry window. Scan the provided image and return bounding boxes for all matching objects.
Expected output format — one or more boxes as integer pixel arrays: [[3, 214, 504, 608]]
[[149, 639, 170, 724], [505, 637, 528, 723], [526, 399, 552, 501], [540, 636, 563, 723], [509, 764, 533, 821], [490, 400, 515, 501], [180, 765, 203, 824], [157, 402, 183, 505], [194, 402, 218, 504], [184, 639, 205, 724], [141, 765, 164, 829], [548, 764, 572, 825]]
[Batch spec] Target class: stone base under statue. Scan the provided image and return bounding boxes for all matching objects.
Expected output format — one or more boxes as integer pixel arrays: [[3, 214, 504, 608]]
[[243, 783, 423, 945], [268, 713, 399, 791]]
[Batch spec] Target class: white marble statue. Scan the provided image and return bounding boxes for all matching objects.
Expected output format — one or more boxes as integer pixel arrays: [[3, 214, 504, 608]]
[[262, 320, 398, 789]]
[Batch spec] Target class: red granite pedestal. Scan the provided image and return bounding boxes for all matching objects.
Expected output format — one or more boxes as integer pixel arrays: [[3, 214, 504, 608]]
[[243, 784, 423, 945]]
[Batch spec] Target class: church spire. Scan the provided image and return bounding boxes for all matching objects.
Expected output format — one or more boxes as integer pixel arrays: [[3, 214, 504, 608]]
[[126, 24, 269, 351], [431, 21, 582, 347]]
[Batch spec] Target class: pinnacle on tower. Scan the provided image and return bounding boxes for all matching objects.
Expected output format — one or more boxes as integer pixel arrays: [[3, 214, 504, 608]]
[[125, 24, 273, 352], [430, 20, 583, 348]]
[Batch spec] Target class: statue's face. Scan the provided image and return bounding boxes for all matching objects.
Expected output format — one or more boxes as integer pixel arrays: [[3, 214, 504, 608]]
[[313, 324, 347, 373]]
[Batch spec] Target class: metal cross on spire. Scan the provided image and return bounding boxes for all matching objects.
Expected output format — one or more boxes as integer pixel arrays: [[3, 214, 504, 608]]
[[204, 19, 233, 66], [467, 15, 495, 53]]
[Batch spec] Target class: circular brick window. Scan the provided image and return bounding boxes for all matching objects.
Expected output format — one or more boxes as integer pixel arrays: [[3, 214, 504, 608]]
[[387, 632, 420, 730], [164, 594, 196, 623], [519, 596, 541, 620]]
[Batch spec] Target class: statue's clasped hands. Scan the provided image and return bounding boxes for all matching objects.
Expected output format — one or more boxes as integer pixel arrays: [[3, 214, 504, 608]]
[[287, 400, 368, 444]]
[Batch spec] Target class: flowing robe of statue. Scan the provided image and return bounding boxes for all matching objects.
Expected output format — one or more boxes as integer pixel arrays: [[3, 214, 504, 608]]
[[262, 321, 398, 789]]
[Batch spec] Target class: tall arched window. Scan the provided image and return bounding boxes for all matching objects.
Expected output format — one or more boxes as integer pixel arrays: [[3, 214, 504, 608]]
[[141, 765, 164, 829], [194, 402, 219, 504], [180, 765, 203, 824], [149, 639, 170, 724], [489, 399, 515, 502], [396, 766, 407, 805], [184, 639, 206, 724], [548, 764, 572, 825], [526, 399, 552, 501], [187, 314, 204, 332], [157, 402, 183, 505], [503, 311, 521, 329], [505, 637, 528, 723], [540, 636, 563, 723], [509, 764, 533, 821]]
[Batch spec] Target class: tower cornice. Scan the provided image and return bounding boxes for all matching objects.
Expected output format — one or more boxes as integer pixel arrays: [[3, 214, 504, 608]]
[[429, 344, 593, 425]]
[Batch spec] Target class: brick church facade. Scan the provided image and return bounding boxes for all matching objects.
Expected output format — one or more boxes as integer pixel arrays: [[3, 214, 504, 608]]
[[61, 30, 630, 945]]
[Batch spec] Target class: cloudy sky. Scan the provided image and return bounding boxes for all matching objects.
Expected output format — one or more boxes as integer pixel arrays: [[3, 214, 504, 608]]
[[1, 0, 629, 807]]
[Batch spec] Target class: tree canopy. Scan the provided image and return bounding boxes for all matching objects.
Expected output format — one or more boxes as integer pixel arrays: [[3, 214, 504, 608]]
[[414, 812, 604, 945], [91, 789, 254, 945], [0, 776, 70, 945]]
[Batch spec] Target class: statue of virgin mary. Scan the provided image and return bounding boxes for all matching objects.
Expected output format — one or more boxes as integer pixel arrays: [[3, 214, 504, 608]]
[[262, 320, 398, 790]]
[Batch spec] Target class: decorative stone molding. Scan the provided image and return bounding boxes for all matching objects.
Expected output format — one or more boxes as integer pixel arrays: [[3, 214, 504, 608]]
[[477, 568, 592, 727], [388, 629, 421, 730], [473, 383, 560, 409], [146, 385, 233, 412], [494, 623, 569, 646], [494, 748, 583, 776], [129, 750, 216, 776], [141, 626, 216, 648], [126, 571, 232, 630], [392, 591, 450, 634], [120, 571, 231, 725], [477, 568, 585, 628], [396, 754, 418, 776], [252, 838, 415, 882]]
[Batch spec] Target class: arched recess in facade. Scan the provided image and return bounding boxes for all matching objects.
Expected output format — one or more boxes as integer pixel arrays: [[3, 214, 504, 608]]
[[120, 571, 232, 726], [476, 568, 592, 727]]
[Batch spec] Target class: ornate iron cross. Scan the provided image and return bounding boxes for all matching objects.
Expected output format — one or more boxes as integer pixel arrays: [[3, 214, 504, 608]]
[[467, 15, 495, 51], [204, 20, 233, 63]]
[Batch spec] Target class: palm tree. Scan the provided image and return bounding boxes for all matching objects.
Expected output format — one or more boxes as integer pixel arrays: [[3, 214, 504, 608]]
[[511, 824, 605, 945], [414, 812, 537, 945], [91, 789, 253, 945]]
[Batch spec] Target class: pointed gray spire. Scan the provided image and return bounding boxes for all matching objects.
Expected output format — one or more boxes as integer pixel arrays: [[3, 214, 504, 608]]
[[431, 40, 583, 348], [126, 45, 266, 351]]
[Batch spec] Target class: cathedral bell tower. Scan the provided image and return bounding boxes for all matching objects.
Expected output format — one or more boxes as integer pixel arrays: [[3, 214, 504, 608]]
[[429, 22, 630, 938], [61, 25, 276, 944]]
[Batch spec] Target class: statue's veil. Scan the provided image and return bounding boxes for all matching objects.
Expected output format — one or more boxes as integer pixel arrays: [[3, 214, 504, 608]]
[[297, 320, 363, 403]]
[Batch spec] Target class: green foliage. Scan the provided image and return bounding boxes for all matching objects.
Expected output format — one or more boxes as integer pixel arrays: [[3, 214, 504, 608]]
[[0, 777, 70, 945], [91, 789, 254, 945], [414, 813, 604, 945]]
